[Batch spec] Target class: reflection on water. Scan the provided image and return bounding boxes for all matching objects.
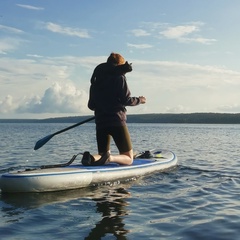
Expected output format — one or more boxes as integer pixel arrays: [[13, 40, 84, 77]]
[[1, 187, 100, 209], [1, 123, 240, 239], [0, 184, 132, 239], [85, 187, 130, 240]]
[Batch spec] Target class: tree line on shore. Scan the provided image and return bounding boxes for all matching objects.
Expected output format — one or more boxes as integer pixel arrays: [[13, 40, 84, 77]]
[[2, 113, 240, 124]]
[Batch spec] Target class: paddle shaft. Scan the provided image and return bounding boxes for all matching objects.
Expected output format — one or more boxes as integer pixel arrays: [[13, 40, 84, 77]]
[[34, 116, 95, 150], [52, 116, 95, 136]]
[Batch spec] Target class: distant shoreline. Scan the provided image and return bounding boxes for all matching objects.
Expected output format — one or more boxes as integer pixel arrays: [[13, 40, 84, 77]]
[[1, 113, 240, 124]]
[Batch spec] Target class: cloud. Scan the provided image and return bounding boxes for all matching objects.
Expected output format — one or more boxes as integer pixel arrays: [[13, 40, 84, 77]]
[[178, 37, 217, 44], [16, 4, 44, 10], [160, 25, 217, 44], [0, 25, 25, 54], [0, 55, 93, 116], [0, 95, 16, 113], [0, 24, 24, 34], [15, 82, 89, 114], [218, 104, 240, 112], [128, 60, 240, 113], [1, 55, 240, 117], [44, 22, 91, 38], [0, 38, 23, 54], [127, 43, 153, 49], [165, 105, 191, 113], [137, 21, 216, 45], [130, 29, 151, 37], [161, 25, 198, 38], [160, 23, 217, 45], [26, 54, 43, 58]]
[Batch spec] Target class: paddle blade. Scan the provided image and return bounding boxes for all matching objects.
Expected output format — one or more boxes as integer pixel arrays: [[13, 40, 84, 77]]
[[34, 134, 54, 150]]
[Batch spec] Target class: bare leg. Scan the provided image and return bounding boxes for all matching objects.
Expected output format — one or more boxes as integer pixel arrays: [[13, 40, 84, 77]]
[[92, 154, 101, 161], [109, 149, 133, 165], [92, 150, 133, 165]]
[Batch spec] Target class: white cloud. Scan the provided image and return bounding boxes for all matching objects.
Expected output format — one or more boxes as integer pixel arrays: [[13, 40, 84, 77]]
[[44, 22, 91, 38], [1, 55, 240, 117], [0, 56, 92, 116], [165, 105, 191, 113], [0, 38, 23, 54], [0, 95, 16, 113], [16, 4, 44, 10], [160, 24, 217, 45], [161, 25, 199, 39], [160, 24, 217, 44], [138, 21, 216, 45], [26, 54, 43, 58], [218, 104, 240, 112], [127, 43, 153, 49], [0, 24, 24, 34], [15, 82, 89, 114], [0, 55, 104, 118], [130, 29, 151, 37], [179, 37, 217, 45], [128, 60, 240, 113], [159, 24, 217, 45]]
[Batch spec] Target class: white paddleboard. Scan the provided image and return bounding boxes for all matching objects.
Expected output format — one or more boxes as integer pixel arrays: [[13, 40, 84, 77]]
[[0, 149, 177, 193]]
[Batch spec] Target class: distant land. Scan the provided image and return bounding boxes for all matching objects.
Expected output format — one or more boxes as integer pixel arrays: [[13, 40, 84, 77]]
[[1, 113, 240, 124]]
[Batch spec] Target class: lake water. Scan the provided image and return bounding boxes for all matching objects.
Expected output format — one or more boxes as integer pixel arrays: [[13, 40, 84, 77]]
[[0, 122, 239, 239]]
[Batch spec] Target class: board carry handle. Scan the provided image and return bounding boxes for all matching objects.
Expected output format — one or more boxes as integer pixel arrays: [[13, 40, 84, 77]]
[[40, 152, 82, 169]]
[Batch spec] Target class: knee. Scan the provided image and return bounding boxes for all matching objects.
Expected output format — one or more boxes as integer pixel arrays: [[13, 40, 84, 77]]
[[121, 150, 134, 165], [127, 158, 133, 165]]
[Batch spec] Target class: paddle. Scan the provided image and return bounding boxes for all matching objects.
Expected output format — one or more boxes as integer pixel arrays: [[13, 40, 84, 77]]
[[34, 116, 95, 150]]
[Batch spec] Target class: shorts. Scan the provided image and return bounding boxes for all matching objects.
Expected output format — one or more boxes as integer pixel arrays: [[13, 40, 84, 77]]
[[96, 125, 132, 154]]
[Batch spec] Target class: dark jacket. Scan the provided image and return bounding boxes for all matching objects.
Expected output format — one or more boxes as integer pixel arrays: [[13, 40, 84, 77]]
[[88, 62, 140, 127]]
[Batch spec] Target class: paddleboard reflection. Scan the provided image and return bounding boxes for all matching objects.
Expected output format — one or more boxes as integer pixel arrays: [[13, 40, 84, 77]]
[[0, 182, 134, 239]]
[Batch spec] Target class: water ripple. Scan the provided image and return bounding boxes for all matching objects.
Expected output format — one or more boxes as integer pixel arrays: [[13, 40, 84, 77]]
[[1, 123, 240, 239]]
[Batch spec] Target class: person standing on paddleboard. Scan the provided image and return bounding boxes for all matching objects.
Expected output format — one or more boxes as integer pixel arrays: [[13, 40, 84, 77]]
[[82, 52, 146, 166]]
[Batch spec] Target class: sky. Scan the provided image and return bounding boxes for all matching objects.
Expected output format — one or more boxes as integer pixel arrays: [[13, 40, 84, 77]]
[[1, 0, 240, 119]]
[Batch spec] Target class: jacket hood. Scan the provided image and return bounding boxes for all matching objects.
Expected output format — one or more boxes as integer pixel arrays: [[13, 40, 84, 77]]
[[91, 62, 132, 84]]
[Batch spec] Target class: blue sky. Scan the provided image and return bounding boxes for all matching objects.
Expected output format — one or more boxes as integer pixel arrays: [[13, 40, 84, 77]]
[[1, 0, 240, 119]]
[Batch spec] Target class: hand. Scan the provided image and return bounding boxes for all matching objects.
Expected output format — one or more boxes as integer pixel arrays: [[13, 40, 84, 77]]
[[139, 96, 146, 104]]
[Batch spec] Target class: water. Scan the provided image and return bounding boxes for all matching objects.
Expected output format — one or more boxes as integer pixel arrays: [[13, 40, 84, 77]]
[[0, 123, 239, 239]]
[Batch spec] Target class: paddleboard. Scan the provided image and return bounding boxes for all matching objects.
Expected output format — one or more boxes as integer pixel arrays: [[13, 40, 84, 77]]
[[0, 149, 177, 193]]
